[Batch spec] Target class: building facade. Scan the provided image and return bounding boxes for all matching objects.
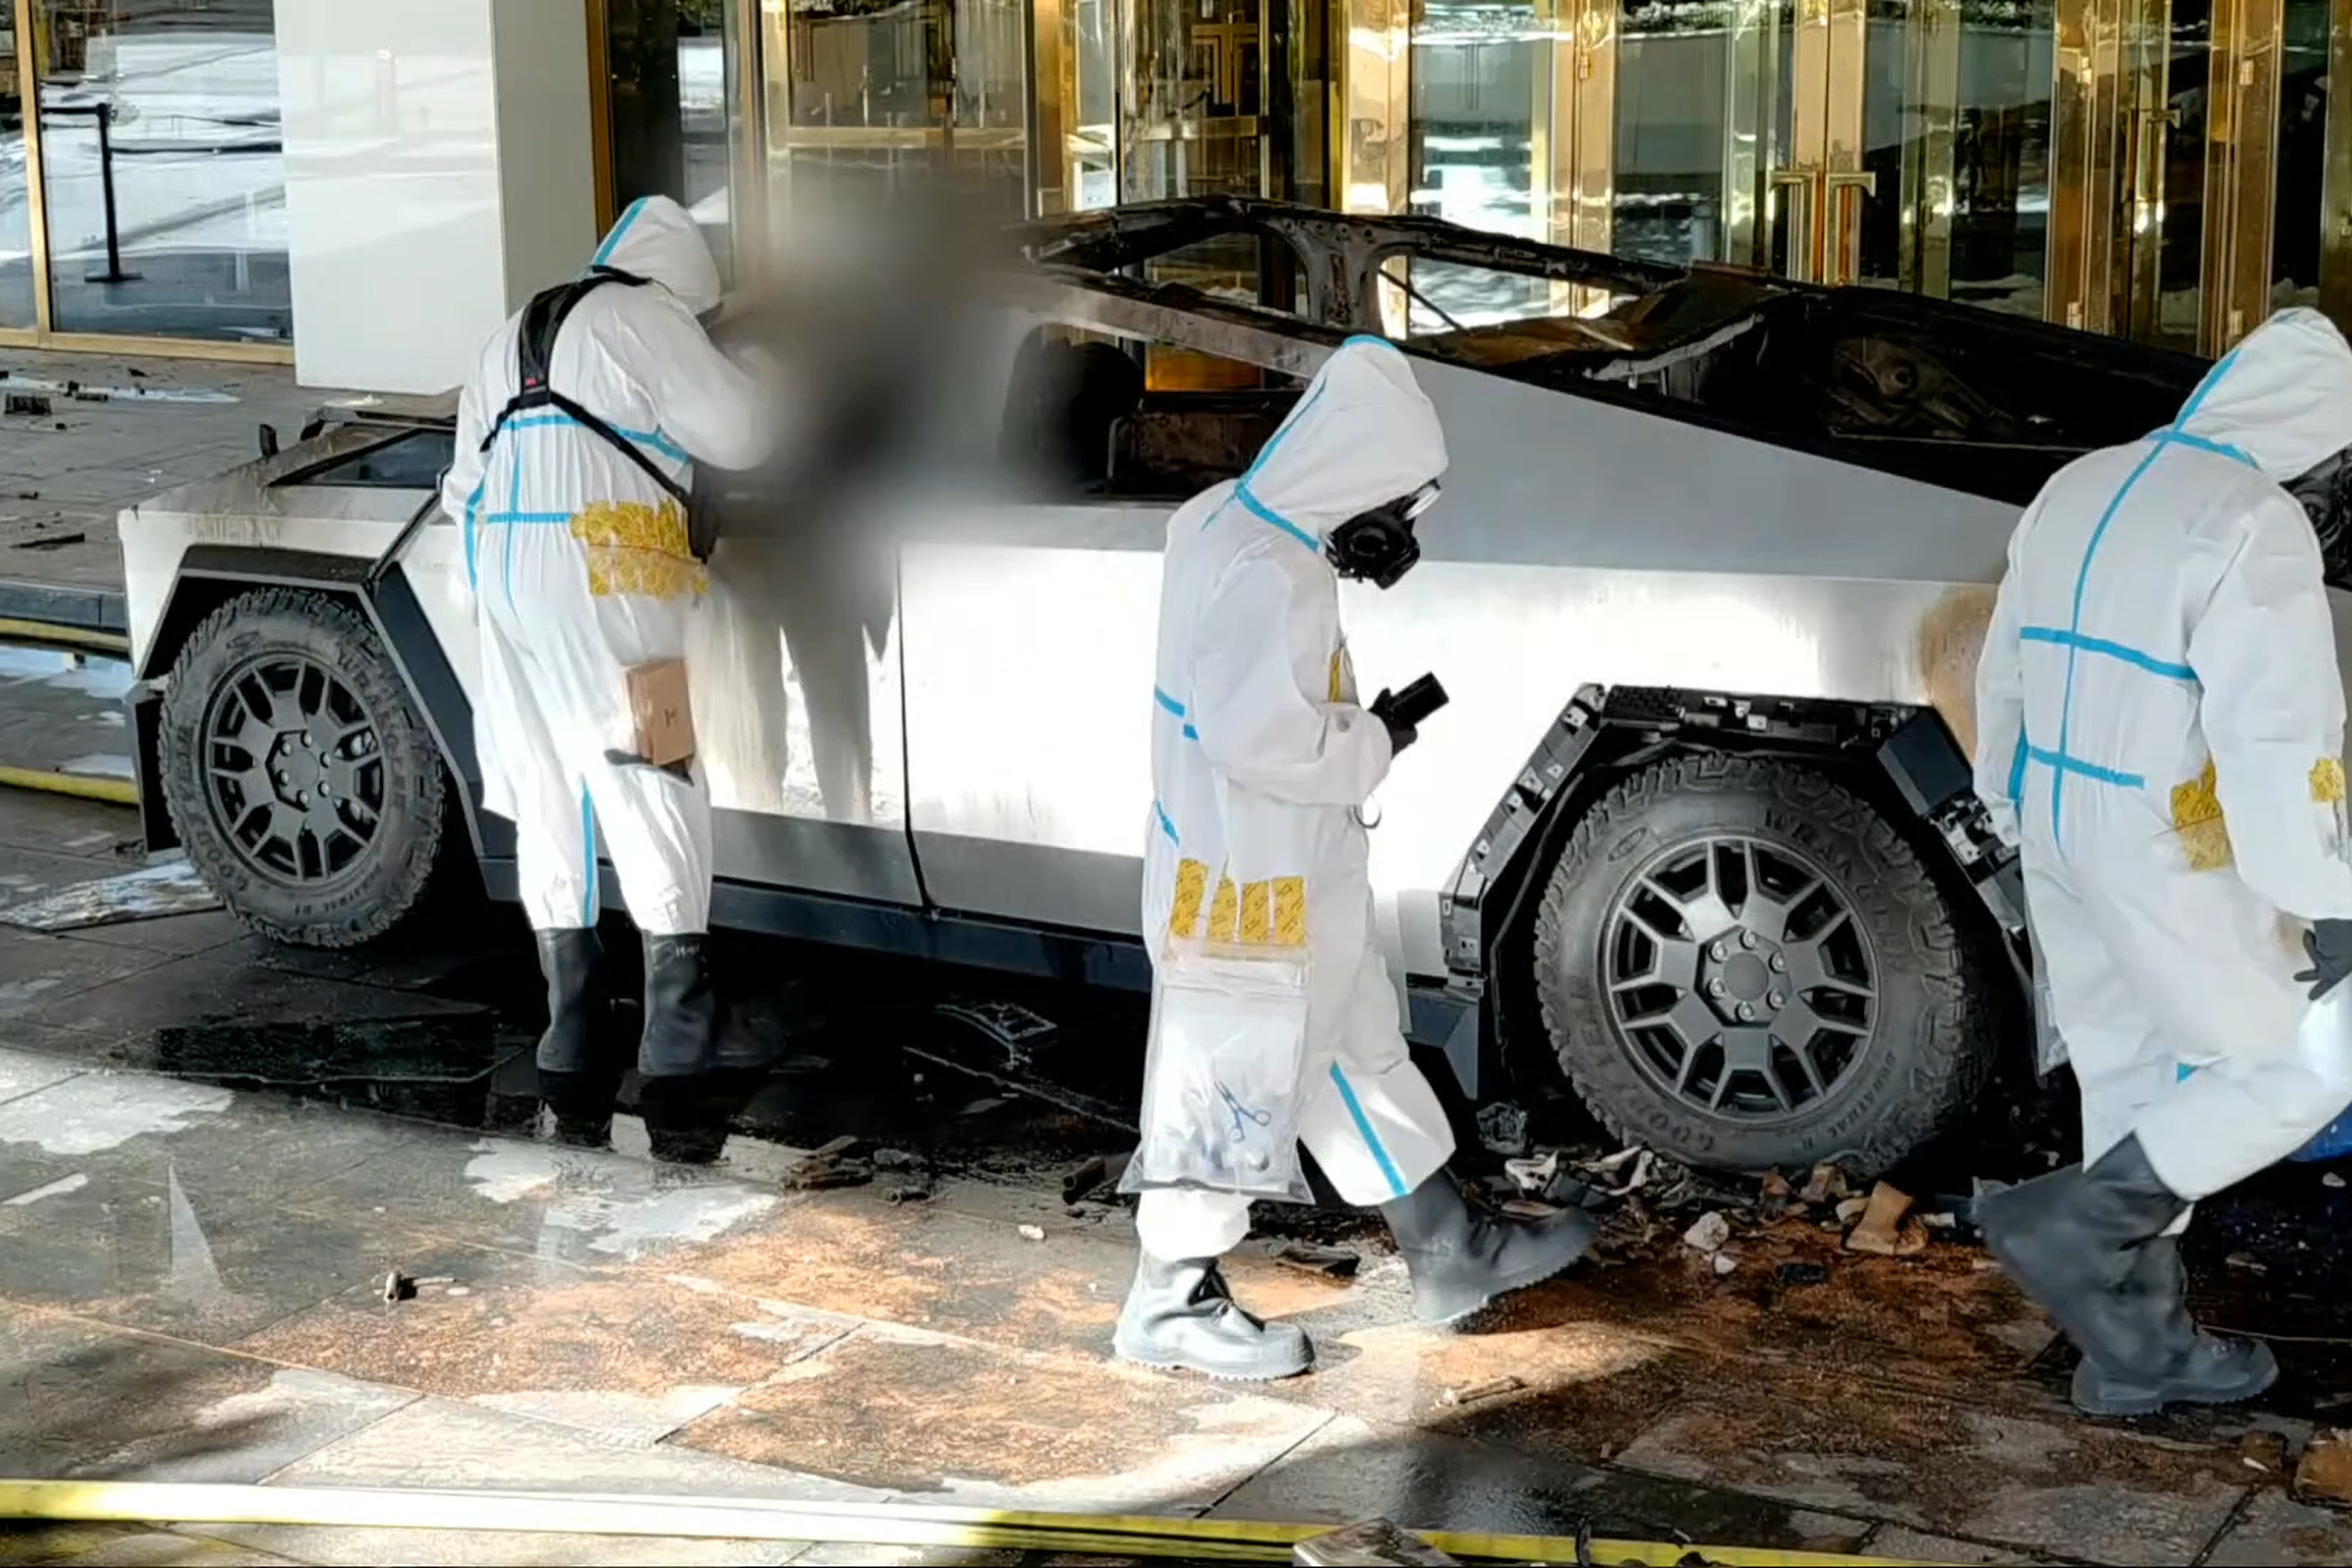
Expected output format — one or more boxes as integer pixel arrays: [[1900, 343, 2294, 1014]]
[[0, 0, 2345, 389]]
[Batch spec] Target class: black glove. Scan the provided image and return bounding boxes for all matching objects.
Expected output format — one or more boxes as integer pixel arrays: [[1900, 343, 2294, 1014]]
[[1368, 689, 1417, 756], [2297, 919, 2352, 1001]]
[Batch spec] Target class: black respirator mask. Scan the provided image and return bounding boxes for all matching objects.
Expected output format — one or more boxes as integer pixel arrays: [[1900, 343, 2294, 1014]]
[[2286, 446, 2352, 587], [1325, 481, 1441, 589]]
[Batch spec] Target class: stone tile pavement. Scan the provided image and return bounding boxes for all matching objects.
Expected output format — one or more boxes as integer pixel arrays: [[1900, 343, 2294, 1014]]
[[0, 348, 354, 629]]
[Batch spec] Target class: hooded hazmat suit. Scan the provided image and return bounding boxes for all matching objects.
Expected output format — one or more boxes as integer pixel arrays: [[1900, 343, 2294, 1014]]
[[440, 196, 771, 945], [1134, 336, 1456, 1263], [1973, 306, 2352, 1203]]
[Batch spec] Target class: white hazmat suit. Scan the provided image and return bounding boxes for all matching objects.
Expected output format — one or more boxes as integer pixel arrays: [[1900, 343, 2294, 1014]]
[[1134, 336, 1456, 1264], [1974, 306, 2352, 1202], [440, 197, 771, 940]]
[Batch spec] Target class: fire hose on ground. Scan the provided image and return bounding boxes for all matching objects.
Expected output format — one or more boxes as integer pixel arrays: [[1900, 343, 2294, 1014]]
[[0, 1481, 1932, 1565], [0, 615, 139, 807]]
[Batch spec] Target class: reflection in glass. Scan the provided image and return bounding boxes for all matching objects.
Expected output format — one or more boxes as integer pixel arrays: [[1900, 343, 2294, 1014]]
[[34, 0, 288, 341], [764, 0, 1027, 224], [1410, 0, 1551, 321], [1613, 0, 1740, 269], [2, 19, 34, 327], [2272, 0, 2328, 312], [2148, 0, 2209, 350], [1066, 0, 1119, 210], [1944, 0, 2053, 317], [603, 0, 737, 252]]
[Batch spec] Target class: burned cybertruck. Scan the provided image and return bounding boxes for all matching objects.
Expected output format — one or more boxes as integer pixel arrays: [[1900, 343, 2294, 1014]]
[[119, 196, 2331, 1178]]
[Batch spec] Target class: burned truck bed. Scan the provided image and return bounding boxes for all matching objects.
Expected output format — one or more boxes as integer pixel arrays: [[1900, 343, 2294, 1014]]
[[1008, 197, 2206, 507]]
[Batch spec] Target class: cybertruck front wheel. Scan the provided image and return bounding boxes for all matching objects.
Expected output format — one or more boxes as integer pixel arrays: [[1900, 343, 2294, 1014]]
[[161, 588, 448, 949], [1530, 753, 1995, 1179]]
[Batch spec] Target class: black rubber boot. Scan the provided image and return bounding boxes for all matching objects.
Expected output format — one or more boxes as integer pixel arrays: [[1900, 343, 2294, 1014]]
[[2067, 1236, 2278, 1416], [1380, 1173, 1595, 1326], [533, 928, 618, 1149], [638, 933, 725, 1164], [1112, 1253, 1313, 1381], [1982, 1135, 2273, 1414]]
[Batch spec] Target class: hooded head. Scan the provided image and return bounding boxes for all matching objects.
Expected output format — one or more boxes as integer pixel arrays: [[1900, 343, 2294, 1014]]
[[591, 195, 723, 316], [2173, 306, 2352, 482], [1237, 336, 1448, 541]]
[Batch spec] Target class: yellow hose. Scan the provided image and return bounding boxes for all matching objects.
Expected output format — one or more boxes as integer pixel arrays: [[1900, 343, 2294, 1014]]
[[0, 764, 136, 807], [0, 617, 129, 656], [0, 1480, 1929, 1565]]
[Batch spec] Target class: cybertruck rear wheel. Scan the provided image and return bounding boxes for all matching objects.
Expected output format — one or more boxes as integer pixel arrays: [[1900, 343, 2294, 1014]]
[[161, 588, 448, 949], [1530, 753, 1994, 1179]]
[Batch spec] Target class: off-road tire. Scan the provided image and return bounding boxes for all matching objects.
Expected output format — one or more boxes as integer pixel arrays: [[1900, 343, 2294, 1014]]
[[161, 588, 447, 949], [1530, 752, 1994, 1178]]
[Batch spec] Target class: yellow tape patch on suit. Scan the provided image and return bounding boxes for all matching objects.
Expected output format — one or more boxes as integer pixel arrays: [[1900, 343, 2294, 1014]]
[[572, 501, 707, 602], [1238, 881, 1272, 945], [1205, 877, 1239, 942], [2170, 760, 2235, 872], [1328, 650, 1345, 703], [1168, 858, 1210, 939], [2314, 758, 2347, 804], [1271, 876, 1307, 947]]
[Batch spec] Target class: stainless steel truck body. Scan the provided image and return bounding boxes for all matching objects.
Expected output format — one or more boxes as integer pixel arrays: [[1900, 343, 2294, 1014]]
[[122, 199, 2338, 1176]]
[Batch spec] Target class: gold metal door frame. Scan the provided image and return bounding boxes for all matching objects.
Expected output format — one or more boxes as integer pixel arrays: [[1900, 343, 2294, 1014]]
[[2201, 0, 2283, 349], [1771, 0, 1874, 284], [2052, 0, 2284, 353], [0, 0, 290, 362], [1898, 0, 1960, 295], [2327, 0, 2352, 320]]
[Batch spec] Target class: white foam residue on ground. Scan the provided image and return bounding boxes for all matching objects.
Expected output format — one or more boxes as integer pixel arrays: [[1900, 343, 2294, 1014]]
[[0, 1072, 232, 1153], [462, 1138, 778, 1257]]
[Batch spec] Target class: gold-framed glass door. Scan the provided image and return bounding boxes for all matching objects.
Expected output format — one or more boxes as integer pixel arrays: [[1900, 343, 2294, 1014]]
[[2047, 0, 2285, 353], [1, 1, 35, 329], [760, 0, 1029, 232]]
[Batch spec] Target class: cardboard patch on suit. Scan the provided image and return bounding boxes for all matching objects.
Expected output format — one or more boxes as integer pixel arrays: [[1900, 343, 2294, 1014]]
[[625, 659, 697, 767]]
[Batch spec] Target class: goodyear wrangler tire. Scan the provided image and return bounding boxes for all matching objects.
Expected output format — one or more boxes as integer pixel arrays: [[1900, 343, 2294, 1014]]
[[161, 588, 448, 949], [1531, 752, 1994, 1178]]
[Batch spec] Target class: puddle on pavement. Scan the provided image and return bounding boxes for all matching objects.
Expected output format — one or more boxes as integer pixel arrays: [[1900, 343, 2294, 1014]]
[[0, 643, 132, 702]]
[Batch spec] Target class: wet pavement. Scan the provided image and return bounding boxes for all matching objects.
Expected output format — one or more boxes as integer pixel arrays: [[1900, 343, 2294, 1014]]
[[4, 795, 2352, 1564]]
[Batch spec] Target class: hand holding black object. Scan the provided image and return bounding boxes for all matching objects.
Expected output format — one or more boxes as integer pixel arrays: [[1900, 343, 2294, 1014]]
[[1369, 691, 1418, 756], [2296, 918, 2352, 1001]]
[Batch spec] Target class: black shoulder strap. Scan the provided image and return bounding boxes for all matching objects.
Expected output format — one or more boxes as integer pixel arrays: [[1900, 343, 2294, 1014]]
[[478, 269, 688, 505]]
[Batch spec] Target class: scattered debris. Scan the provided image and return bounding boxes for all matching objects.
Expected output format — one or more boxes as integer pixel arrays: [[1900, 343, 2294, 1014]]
[[884, 1185, 931, 1205], [1017, 1223, 1047, 1242], [1776, 1262, 1830, 1287], [4, 393, 52, 417], [2240, 1430, 2289, 1476], [0, 861, 220, 932], [1476, 1102, 1530, 1157], [1682, 1211, 1731, 1254], [1712, 1250, 1738, 1276], [785, 1137, 871, 1191], [1272, 1241, 1360, 1280], [1293, 1517, 1459, 1566], [2328, 1172, 2347, 1190], [1439, 1374, 1525, 1407], [380, 1269, 415, 1303], [1060, 1154, 1109, 1203], [1844, 1182, 1928, 1257], [1835, 1196, 1871, 1225], [1919, 1210, 1957, 1230], [1501, 1199, 1561, 1222], [1504, 1150, 1559, 1194], [13, 531, 84, 551], [12, 489, 36, 500], [1799, 1162, 1850, 1206], [872, 1147, 921, 1171], [2227, 1250, 2269, 1274], [2296, 1428, 2352, 1508]]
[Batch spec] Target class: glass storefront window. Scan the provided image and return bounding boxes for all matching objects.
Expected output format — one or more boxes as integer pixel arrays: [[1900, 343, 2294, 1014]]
[[32, 0, 289, 343], [761, 0, 1028, 228], [1945, 0, 2055, 318], [2273, 0, 2328, 314], [601, 0, 738, 263], [2, 12, 35, 328]]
